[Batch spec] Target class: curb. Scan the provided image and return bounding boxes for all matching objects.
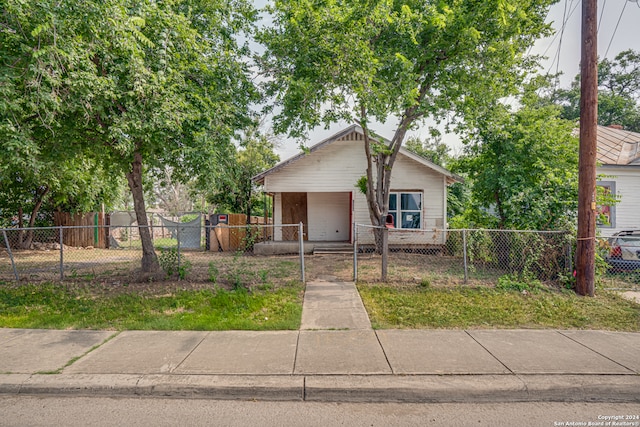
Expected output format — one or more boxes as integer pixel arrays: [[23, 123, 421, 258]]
[[2, 374, 639, 403]]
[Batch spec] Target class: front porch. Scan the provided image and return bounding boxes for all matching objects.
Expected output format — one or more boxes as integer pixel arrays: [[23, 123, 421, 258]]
[[254, 241, 352, 256]]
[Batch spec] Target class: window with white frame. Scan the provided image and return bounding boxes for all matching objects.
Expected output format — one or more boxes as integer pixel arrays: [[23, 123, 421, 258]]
[[388, 192, 422, 229], [596, 181, 616, 228]]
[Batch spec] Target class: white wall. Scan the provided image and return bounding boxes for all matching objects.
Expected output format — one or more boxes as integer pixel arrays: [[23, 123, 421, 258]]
[[598, 166, 640, 236], [266, 131, 448, 241]]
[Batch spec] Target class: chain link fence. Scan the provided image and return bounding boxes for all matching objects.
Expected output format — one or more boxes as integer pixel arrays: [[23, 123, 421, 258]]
[[597, 233, 640, 290], [0, 224, 305, 288], [354, 225, 575, 287], [3, 223, 638, 289]]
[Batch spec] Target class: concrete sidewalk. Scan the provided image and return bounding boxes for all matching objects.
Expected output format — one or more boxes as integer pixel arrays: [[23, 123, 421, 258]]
[[1, 280, 639, 403]]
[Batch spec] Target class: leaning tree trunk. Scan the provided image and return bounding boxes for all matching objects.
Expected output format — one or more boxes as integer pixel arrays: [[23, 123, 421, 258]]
[[18, 186, 49, 249], [126, 150, 159, 274]]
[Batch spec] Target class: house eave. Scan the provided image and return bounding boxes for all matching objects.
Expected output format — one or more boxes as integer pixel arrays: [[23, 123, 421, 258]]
[[252, 124, 463, 185], [252, 124, 361, 185]]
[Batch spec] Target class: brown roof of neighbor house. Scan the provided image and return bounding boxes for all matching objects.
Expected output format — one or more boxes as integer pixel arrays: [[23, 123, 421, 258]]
[[597, 125, 640, 166]]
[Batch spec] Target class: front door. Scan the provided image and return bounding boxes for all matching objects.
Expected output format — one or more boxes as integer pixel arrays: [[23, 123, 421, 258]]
[[282, 192, 308, 241]]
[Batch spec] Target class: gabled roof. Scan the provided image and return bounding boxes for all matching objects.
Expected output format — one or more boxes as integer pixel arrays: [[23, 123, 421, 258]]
[[252, 124, 463, 185], [597, 125, 640, 166]]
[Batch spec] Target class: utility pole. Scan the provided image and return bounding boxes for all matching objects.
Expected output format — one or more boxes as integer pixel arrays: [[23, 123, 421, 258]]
[[576, 0, 598, 297]]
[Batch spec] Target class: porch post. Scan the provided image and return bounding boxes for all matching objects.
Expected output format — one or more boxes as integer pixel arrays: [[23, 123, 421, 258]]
[[299, 221, 305, 283], [353, 223, 358, 282]]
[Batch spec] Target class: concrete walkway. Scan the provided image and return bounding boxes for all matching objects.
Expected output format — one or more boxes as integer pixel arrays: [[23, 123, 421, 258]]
[[1, 280, 639, 403], [300, 278, 371, 330]]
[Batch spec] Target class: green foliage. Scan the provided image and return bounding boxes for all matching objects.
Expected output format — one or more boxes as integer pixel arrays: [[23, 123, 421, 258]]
[[258, 0, 555, 238], [550, 49, 640, 132], [259, 269, 269, 284], [158, 248, 180, 278], [178, 260, 192, 281], [558, 272, 576, 290], [496, 274, 541, 292], [158, 247, 191, 280], [225, 252, 256, 290], [404, 134, 452, 168], [1, 0, 259, 269], [355, 176, 368, 195], [456, 80, 579, 230], [205, 129, 279, 218], [207, 262, 219, 284], [418, 278, 431, 289]]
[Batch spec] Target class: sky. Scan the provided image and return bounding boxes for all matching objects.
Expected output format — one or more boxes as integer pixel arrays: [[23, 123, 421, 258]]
[[259, 0, 640, 160]]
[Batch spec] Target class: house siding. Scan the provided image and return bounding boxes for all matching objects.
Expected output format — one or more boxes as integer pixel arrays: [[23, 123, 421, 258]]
[[264, 130, 449, 244], [598, 166, 640, 236], [265, 138, 367, 192]]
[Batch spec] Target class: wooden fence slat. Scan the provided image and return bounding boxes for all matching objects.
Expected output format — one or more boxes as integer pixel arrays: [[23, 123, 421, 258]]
[[53, 212, 107, 248]]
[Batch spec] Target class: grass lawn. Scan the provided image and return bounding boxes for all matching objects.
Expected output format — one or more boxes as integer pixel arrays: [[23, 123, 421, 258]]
[[358, 284, 640, 331], [0, 282, 303, 330]]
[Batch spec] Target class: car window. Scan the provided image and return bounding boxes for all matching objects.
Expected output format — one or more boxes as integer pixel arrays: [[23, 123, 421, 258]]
[[619, 237, 640, 246]]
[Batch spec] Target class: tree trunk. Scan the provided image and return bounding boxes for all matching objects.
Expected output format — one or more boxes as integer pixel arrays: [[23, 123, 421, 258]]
[[126, 150, 159, 273], [361, 120, 410, 255], [18, 186, 49, 249]]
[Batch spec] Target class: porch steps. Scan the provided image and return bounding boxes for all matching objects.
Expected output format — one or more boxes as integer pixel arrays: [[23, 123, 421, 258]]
[[312, 244, 354, 255]]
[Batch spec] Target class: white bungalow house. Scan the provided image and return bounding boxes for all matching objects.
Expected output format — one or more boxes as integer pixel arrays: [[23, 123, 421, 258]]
[[596, 125, 640, 237], [252, 125, 462, 253]]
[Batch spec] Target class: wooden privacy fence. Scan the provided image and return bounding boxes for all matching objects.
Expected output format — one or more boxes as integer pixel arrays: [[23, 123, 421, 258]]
[[53, 212, 108, 248], [209, 214, 272, 252]]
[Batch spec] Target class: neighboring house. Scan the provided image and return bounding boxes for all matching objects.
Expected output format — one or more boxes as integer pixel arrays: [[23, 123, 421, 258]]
[[596, 125, 640, 237], [252, 124, 462, 252]]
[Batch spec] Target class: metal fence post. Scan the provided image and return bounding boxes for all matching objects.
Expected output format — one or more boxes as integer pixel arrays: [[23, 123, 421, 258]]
[[59, 225, 64, 280], [462, 229, 468, 284], [176, 224, 181, 272], [2, 229, 19, 281], [353, 223, 358, 282], [565, 234, 573, 274], [381, 226, 389, 282], [299, 222, 305, 283]]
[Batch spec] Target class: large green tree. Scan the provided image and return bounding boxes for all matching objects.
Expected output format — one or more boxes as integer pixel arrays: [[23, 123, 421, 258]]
[[404, 134, 468, 220], [206, 129, 280, 220], [457, 84, 579, 230], [1, 1, 258, 272], [258, 0, 555, 246], [552, 49, 640, 132]]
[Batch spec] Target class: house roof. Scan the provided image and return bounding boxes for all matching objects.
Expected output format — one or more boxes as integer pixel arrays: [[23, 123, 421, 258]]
[[252, 124, 464, 185], [597, 125, 640, 166]]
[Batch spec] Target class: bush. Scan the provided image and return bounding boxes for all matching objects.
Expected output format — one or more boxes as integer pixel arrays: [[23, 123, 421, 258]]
[[496, 274, 541, 292]]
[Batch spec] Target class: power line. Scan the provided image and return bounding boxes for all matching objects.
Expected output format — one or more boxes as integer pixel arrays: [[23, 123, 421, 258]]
[[604, 0, 628, 59], [598, 0, 608, 31], [546, 0, 580, 76], [555, 0, 570, 77]]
